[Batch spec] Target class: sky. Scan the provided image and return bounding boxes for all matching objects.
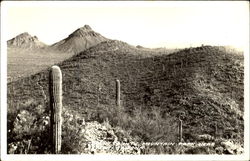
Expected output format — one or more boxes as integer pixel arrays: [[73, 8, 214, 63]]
[[2, 1, 249, 49]]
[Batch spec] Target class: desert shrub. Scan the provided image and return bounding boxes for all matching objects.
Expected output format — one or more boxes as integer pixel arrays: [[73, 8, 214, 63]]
[[129, 106, 178, 142], [61, 108, 87, 154], [7, 99, 51, 154], [94, 103, 178, 143]]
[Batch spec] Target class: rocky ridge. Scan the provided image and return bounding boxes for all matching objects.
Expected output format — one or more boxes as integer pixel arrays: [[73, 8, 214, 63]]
[[7, 32, 47, 49]]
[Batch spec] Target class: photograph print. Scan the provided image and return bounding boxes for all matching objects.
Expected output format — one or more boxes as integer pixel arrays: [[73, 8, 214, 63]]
[[1, 1, 249, 160]]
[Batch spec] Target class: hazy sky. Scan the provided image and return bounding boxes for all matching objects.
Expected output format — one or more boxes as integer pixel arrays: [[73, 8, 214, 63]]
[[2, 1, 249, 49]]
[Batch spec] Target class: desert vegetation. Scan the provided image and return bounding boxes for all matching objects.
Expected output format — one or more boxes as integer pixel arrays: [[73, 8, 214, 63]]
[[7, 25, 244, 154], [7, 41, 244, 154]]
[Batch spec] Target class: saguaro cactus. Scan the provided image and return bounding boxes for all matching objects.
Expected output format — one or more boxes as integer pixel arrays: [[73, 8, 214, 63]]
[[179, 119, 183, 142], [116, 79, 120, 108], [49, 65, 62, 154]]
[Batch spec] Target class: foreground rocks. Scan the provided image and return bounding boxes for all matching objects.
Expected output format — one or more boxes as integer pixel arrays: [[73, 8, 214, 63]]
[[73, 121, 142, 154], [63, 118, 244, 155], [8, 109, 244, 154]]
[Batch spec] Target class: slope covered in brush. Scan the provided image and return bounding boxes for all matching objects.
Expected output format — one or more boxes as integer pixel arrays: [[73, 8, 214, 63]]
[[8, 41, 244, 144]]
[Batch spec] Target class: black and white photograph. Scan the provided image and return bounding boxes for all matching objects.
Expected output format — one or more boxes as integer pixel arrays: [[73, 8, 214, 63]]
[[0, 1, 249, 161]]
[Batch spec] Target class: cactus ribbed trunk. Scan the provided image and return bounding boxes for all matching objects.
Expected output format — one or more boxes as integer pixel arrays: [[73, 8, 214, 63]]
[[116, 79, 120, 108], [49, 65, 62, 154], [179, 119, 183, 142]]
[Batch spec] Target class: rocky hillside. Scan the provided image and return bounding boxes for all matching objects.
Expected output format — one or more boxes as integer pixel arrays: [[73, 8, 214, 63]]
[[50, 25, 108, 54], [7, 40, 244, 154], [7, 32, 47, 49]]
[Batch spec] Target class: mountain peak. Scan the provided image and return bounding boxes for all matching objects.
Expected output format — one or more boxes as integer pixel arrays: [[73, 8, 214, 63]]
[[19, 32, 30, 36], [51, 25, 108, 54], [70, 25, 97, 37], [81, 25, 92, 30], [7, 32, 46, 48], [16, 32, 34, 39]]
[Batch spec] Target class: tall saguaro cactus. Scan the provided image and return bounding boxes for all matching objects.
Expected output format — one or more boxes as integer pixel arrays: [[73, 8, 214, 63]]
[[179, 119, 183, 142], [49, 65, 62, 154], [116, 79, 121, 108]]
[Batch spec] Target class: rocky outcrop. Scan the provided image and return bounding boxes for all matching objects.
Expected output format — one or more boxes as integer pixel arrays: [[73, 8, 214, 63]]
[[7, 32, 47, 49], [78, 121, 142, 154], [219, 139, 244, 154]]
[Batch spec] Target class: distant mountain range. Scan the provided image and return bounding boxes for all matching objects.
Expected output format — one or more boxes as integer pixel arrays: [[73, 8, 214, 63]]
[[7, 25, 111, 81], [7, 25, 108, 54]]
